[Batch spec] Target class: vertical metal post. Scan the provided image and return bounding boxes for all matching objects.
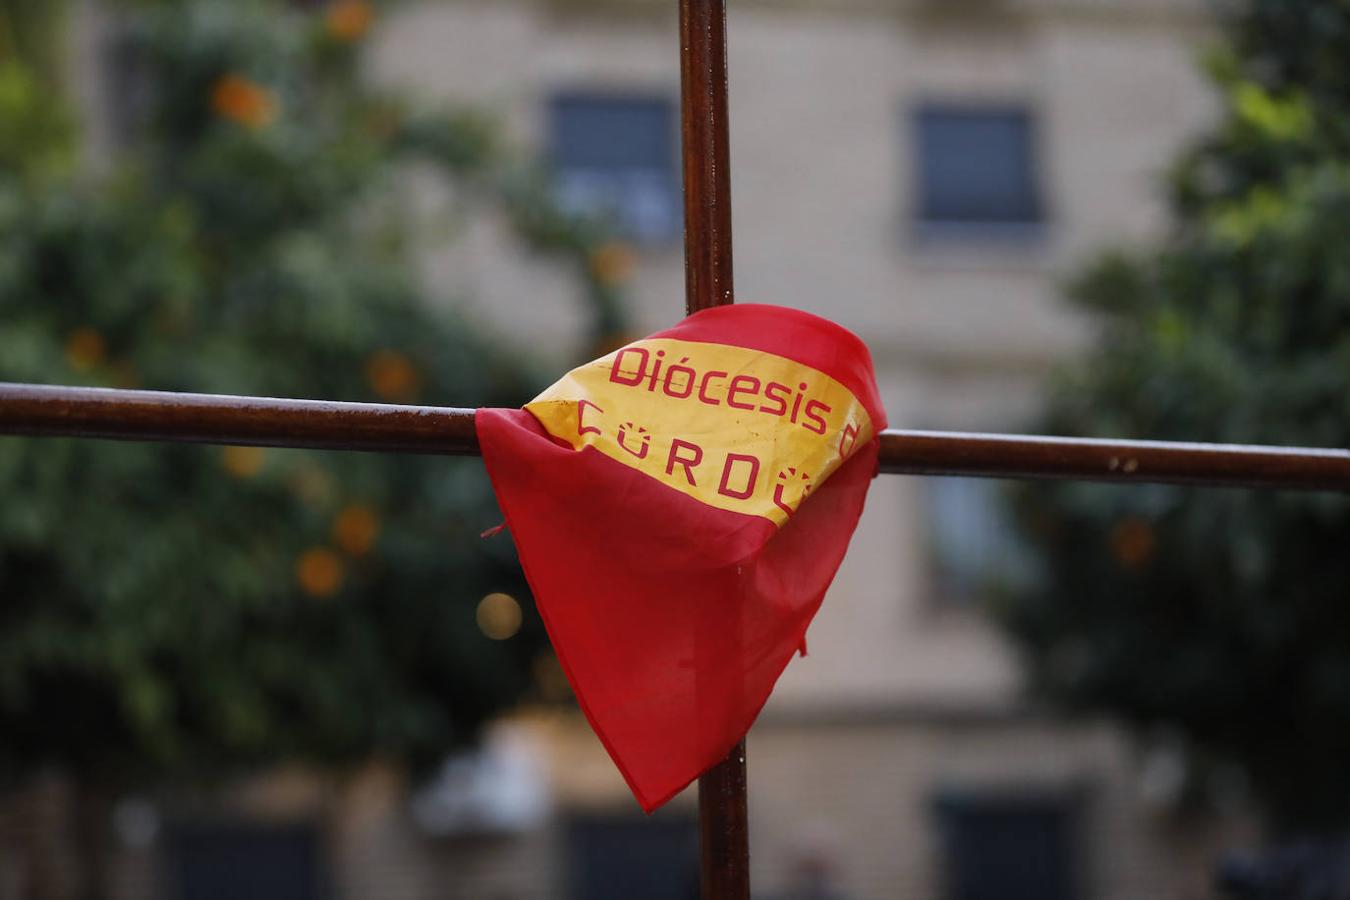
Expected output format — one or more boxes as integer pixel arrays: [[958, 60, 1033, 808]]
[[680, 0, 735, 314], [697, 738, 749, 899], [678, 1, 749, 898]]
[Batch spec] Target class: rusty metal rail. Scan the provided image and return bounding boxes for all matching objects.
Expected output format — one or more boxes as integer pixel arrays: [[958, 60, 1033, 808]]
[[875, 429, 1350, 490], [680, 0, 749, 893], [0, 383, 480, 455], [4, 0, 1350, 897], [3, 383, 1348, 492]]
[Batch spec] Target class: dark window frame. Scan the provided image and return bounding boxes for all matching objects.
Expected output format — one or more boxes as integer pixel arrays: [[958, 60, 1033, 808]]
[[920, 474, 1036, 610], [164, 818, 327, 900], [909, 102, 1048, 242], [547, 90, 682, 246], [931, 786, 1087, 900], [564, 810, 700, 900]]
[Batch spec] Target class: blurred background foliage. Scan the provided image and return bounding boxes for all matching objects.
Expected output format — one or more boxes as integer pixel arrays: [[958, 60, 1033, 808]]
[[6, 0, 1350, 869], [998, 0, 1350, 834], [0, 0, 627, 789]]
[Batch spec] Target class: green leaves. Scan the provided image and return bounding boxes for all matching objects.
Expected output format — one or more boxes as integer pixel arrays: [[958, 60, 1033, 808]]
[[1232, 82, 1313, 142], [997, 1, 1350, 831], [0, 0, 621, 785]]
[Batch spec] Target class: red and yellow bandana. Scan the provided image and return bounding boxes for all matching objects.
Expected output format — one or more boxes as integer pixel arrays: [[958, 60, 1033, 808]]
[[477, 304, 886, 811]]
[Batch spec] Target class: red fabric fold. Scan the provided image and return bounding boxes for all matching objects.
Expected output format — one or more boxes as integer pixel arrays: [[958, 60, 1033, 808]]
[[476, 304, 886, 811]]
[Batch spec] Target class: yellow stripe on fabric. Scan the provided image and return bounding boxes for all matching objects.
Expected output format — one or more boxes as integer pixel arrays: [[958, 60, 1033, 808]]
[[526, 338, 874, 525]]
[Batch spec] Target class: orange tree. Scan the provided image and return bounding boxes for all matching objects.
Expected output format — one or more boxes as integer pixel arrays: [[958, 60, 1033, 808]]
[[0, 0, 623, 786], [999, 0, 1350, 835]]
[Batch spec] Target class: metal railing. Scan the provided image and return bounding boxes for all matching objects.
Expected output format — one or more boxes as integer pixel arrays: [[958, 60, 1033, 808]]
[[3, 383, 1349, 491], [3, 2, 1350, 897]]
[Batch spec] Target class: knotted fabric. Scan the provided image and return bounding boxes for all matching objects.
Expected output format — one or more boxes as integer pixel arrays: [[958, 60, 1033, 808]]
[[476, 304, 886, 811]]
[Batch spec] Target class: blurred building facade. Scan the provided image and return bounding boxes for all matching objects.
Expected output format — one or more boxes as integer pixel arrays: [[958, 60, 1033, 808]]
[[17, 0, 1255, 898], [361, 1, 1238, 897]]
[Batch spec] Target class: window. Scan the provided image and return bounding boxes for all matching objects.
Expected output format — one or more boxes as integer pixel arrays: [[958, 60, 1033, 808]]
[[549, 93, 680, 243], [913, 105, 1044, 233], [933, 789, 1082, 900], [566, 812, 699, 900], [923, 476, 1032, 605], [165, 821, 322, 900]]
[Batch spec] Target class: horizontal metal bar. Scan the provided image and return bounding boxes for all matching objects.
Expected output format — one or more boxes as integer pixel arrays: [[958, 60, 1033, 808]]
[[0, 383, 479, 455], [877, 429, 1350, 490], [2, 383, 1349, 490]]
